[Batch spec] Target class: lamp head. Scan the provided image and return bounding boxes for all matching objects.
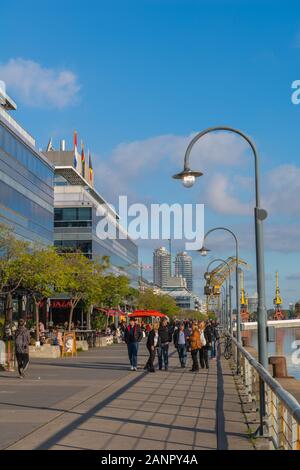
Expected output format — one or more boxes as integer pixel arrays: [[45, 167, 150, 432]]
[[198, 246, 211, 257], [172, 168, 203, 188]]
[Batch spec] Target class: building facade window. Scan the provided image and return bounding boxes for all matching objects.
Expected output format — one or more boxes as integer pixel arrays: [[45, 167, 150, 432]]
[[0, 120, 54, 245]]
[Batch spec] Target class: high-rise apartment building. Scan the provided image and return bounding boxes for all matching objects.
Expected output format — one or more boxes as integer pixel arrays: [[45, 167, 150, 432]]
[[153, 247, 171, 287], [175, 251, 193, 292]]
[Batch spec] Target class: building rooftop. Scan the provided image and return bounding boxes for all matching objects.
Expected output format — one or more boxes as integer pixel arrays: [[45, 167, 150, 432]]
[[54, 165, 119, 219], [0, 87, 17, 111]]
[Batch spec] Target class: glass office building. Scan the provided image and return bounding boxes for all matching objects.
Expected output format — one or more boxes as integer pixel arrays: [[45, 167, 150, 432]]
[[44, 145, 139, 285], [0, 92, 54, 244]]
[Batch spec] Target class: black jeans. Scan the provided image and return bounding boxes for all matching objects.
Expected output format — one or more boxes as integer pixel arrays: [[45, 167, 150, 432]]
[[199, 347, 209, 369], [16, 353, 29, 375], [191, 349, 199, 371], [145, 346, 156, 371]]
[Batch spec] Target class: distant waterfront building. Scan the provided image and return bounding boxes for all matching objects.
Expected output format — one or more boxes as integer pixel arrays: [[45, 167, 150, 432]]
[[153, 247, 171, 287], [44, 137, 139, 284], [163, 276, 187, 289], [0, 88, 54, 244], [175, 251, 193, 291]]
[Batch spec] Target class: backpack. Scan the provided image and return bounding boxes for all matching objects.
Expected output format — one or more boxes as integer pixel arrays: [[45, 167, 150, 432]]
[[200, 331, 206, 347]]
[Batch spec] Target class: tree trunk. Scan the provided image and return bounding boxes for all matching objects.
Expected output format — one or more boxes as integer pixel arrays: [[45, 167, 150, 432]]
[[68, 304, 75, 331], [87, 305, 92, 330], [34, 299, 39, 342], [5, 292, 13, 324]]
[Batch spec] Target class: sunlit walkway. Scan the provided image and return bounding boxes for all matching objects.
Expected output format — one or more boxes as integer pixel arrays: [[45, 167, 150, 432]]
[[0, 342, 253, 450]]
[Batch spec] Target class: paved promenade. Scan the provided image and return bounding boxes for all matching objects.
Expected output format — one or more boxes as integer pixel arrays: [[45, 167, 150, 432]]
[[0, 342, 254, 450]]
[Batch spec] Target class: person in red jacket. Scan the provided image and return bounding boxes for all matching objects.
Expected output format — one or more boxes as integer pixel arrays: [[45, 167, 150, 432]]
[[124, 318, 143, 371]]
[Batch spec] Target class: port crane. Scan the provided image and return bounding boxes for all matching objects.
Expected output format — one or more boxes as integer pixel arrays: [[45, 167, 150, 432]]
[[204, 257, 250, 317], [239, 269, 250, 322]]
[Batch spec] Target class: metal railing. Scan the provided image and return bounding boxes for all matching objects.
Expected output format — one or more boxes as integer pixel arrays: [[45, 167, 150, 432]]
[[0, 106, 35, 146], [230, 334, 300, 450]]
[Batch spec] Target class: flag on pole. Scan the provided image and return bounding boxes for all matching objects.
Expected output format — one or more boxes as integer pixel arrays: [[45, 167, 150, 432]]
[[89, 151, 93, 183], [73, 131, 78, 168], [81, 140, 85, 177]]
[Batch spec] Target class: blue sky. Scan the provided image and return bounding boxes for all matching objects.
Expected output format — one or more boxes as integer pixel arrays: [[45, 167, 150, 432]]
[[1, 0, 300, 307]]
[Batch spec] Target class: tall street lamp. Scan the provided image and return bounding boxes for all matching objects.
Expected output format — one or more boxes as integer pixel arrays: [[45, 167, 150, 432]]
[[172, 126, 268, 372], [205, 257, 232, 334], [221, 285, 227, 329], [173, 126, 268, 435]]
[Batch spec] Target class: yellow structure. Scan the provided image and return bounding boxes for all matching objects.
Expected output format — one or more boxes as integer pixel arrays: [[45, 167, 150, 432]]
[[204, 257, 250, 315]]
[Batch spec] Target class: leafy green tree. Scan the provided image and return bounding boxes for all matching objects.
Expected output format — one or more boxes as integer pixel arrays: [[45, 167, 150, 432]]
[[137, 289, 180, 319], [0, 224, 30, 324], [99, 274, 130, 308], [62, 253, 109, 330], [20, 246, 67, 340]]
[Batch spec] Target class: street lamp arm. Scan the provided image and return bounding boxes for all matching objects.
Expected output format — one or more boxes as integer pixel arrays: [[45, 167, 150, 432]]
[[206, 257, 231, 275], [183, 126, 260, 207], [203, 226, 238, 249]]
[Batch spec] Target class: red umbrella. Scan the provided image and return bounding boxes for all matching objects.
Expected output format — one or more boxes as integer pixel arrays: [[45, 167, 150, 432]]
[[129, 310, 167, 319]]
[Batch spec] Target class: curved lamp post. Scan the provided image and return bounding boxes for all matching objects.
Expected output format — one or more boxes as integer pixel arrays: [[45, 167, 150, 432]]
[[205, 257, 232, 334], [221, 285, 227, 329], [173, 126, 268, 435], [172, 126, 267, 369], [200, 228, 239, 346]]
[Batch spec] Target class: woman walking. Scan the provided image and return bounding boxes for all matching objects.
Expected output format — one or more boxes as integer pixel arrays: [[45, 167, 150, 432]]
[[15, 319, 31, 378], [144, 322, 160, 372], [188, 324, 201, 372]]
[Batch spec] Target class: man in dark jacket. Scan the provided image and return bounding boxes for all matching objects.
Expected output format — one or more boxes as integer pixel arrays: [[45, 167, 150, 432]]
[[199, 322, 212, 369], [173, 322, 189, 368], [124, 317, 143, 371], [158, 319, 171, 371], [144, 322, 160, 372], [15, 319, 31, 378], [210, 320, 220, 359]]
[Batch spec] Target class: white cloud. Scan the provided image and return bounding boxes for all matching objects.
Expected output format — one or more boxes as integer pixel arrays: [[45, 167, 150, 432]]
[[263, 164, 300, 216], [0, 58, 80, 108], [205, 173, 252, 216], [94, 131, 248, 203], [93, 132, 300, 223]]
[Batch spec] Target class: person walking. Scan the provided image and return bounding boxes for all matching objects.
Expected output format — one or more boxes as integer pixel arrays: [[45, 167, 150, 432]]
[[199, 321, 212, 369], [158, 318, 171, 371], [144, 322, 160, 372], [15, 319, 31, 378], [188, 323, 201, 372], [173, 322, 188, 368], [124, 317, 143, 371]]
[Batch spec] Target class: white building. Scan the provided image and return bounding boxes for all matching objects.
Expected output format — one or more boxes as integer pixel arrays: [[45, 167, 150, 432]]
[[153, 247, 171, 287], [175, 251, 193, 292]]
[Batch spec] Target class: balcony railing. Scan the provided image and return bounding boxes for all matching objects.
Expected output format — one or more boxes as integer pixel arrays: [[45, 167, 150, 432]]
[[230, 334, 300, 450], [0, 106, 35, 147]]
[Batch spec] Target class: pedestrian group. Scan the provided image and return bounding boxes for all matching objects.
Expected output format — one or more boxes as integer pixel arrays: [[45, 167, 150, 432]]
[[124, 317, 220, 372]]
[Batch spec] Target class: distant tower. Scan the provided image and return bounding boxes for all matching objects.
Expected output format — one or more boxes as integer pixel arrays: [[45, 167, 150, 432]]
[[153, 247, 171, 287], [175, 251, 193, 292], [273, 271, 284, 320]]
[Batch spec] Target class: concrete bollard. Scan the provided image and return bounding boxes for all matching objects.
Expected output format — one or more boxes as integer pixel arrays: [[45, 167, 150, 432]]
[[268, 356, 288, 378]]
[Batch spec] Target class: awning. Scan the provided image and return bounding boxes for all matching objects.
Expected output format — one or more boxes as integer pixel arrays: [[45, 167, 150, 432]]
[[129, 310, 168, 319]]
